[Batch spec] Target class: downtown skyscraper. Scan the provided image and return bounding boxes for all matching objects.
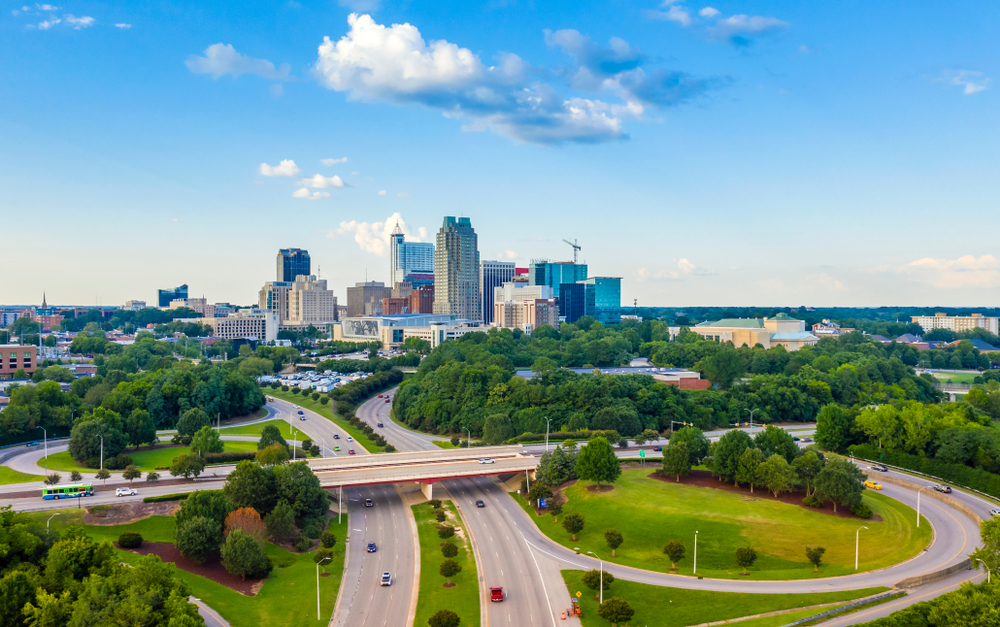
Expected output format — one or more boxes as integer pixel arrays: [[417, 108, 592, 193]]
[[480, 260, 515, 324], [433, 217, 480, 320]]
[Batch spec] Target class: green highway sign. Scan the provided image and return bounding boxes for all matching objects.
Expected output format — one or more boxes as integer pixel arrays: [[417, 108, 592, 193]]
[[639, 449, 646, 458]]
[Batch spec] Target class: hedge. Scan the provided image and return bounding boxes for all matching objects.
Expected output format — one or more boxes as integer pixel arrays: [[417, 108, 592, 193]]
[[118, 531, 143, 548], [849, 443, 1000, 499], [143, 493, 191, 503], [202, 451, 257, 465], [329, 369, 404, 406]]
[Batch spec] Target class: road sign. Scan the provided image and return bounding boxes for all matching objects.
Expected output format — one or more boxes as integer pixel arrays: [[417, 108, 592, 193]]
[[576, 591, 582, 598], [539, 498, 548, 508], [639, 449, 646, 458]]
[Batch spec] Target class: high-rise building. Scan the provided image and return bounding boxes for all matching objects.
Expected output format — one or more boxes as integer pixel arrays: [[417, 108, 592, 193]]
[[157, 284, 188, 308], [580, 277, 622, 324], [559, 283, 586, 323], [390, 223, 435, 286], [409, 285, 435, 314], [346, 281, 392, 317], [258, 281, 293, 323], [492, 282, 557, 330], [529, 261, 588, 298], [433, 217, 480, 320], [480, 261, 516, 324], [276, 248, 311, 283], [287, 275, 338, 325]]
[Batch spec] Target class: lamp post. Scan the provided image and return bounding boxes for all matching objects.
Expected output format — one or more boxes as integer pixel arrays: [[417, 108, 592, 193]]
[[96, 435, 104, 471], [317, 556, 332, 619], [544, 417, 552, 452], [977, 559, 992, 584], [694, 530, 699, 574], [464, 428, 471, 449], [46, 512, 60, 536], [855, 526, 869, 570], [37, 426, 47, 469], [745, 408, 758, 430], [587, 551, 604, 604], [916, 486, 929, 528]]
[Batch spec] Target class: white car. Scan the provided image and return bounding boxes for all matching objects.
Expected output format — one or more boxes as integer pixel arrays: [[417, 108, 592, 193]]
[[347, 436, 353, 442], [991, 509, 1000, 517], [478, 458, 495, 464], [115, 487, 138, 497], [380, 572, 392, 586]]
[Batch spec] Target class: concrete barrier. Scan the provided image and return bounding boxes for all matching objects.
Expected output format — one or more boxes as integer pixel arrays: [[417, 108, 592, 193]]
[[895, 559, 973, 590], [874, 474, 981, 524]]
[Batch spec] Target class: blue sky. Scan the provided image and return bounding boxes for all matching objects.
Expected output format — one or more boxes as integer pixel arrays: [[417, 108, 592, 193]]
[[2, 0, 997, 308]]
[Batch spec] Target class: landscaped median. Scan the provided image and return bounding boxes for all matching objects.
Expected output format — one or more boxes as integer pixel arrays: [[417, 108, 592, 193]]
[[38, 440, 259, 474], [267, 389, 385, 452], [0, 465, 43, 485], [560, 570, 887, 627], [219, 418, 297, 439], [412, 499, 480, 627], [514, 467, 931, 580]]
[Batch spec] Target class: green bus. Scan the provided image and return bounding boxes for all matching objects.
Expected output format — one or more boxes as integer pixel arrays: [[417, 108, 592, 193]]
[[42, 484, 94, 500]]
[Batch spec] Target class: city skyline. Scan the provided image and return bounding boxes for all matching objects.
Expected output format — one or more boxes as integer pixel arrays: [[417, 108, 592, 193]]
[[3, 1, 998, 307]]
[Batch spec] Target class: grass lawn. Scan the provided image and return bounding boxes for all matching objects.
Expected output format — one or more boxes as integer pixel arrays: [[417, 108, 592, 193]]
[[268, 389, 383, 453], [433, 440, 457, 449], [0, 465, 44, 485], [27, 506, 350, 627], [518, 468, 931, 580], [40, 441, 259, 474], [413, 501, 480, 627], [561, 571, 884, 627], [219, 418, 296, 439], [932, 372, 979, 384]]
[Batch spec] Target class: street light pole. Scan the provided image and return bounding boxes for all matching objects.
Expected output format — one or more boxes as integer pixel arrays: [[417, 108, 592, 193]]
[[745, 408, 758, 430], [37, 426, 47, 469], [977, 559, 992, 584], [97, 435, 104, 471], [855, 526, 869, 570], [46, 512, 60, 536], [694, 530, 699, 574], [317, 556, 332, 619], [587, 551, 604, 604], [464, 428, 471, 449], [338, 486, 342, 524], [544, 417, 552, 452], [917, 487, 929, 528]]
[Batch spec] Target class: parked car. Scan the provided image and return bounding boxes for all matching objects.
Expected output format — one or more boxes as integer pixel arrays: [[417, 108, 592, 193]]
[[490, 586, 504, 602], [478, 458, 494, 464], [864, 480, 883, 490], [367, 542, 377, 553], [115, 487, 138, 497], [380, 572, 392, 586], [476, 500, 485, 508], [365, 498, 373, 507], [349, 450, 356, 455], [933, 484, 952, 493], [868, 464, 888, 472]]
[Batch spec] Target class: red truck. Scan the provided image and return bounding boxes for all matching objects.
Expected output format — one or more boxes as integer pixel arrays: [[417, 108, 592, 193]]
[[490, 587, 504, 602]]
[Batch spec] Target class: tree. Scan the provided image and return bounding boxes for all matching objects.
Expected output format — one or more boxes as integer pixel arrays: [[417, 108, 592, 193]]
[[527, 483, 554, 507], [176, 407, 210, 437], [264, 500, 297, 541], [582, 569, 614, 598], [70, 471, 82, 482], [702, 346, 745, 389], [713, 430, 754, 485], [175, 516, 222, 564], [124, 408, 156, 449], [321, 530, 337, 548], [663, 540, 685, 570], [146, 472, 160, 483], [225, 460, 278, 515], [170, 453, 206, 479], [805, 547, 826, 572], [735, 546, 758, 575], [95, 468, 111, 484], [482, 414, 515, 445], [438, 526, 455, 539], [814, 458, 866, 513], [44, 473, 61, 486], [816, 404, 851, 453], [736, 448, 765, 493], [439, 558, 462, 583], [122, 465, 141, 484], [604, 528, 624, 557], [442, 542, 458, 558], [258, 424, 287, 450], [758, 454, 796, 498], [190, 426, 224, 455], [753, 425, 799, 463], [792, 450, 824, 496], [256, 442, 290, 466], [971, 516, 1000, 578], [633, 429, 661, 446], [597, 597, 635, 627], [662, 441, 691, 482], [224, 507, 267, 543], [274, 461, 329, 520], [313, 547, 334, 572], [670, 426, 710, 465], [68, 408, 127, 462], [855, 405, 900, 450], [536, 445, 578, 486], [221, 529, 273, 580], [562, 512, 585, 541], [428, 609, 461, 627], [575, 437, 621, 487]]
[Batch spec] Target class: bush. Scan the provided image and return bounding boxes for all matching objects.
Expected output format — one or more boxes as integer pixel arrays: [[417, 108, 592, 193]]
[[176, 516, 223, 564], [437, 526, 455, 539], [311, 393, 320, 401], [849, 443, 1000, 500], [143, 492, 192, 503], [310, 444, 320, 457], [43, 473, 61, 485], [265, 500, 297, 541], [427, 499, 442, 509], [435, 511, 446, 523], [290, 388, 300, 395], [802, 493, 824, 508], [450, 437, 460, 446], [85, 457, 100, 469], [171, 434, 193, 446], [321, 530, 337, 548], [441, 542, 458, 558], [222, 529, 273, 579], [105, 453, 133, 470], [320, 397, 329, 405], [302, 519, 324, 540], [281, 385, 289, 392], [384, 444, 396, 453], [70, 471, 82, 482], [302, 438, 313, 450], [118, 531, 143, 548], [293, 534, 313, 552], [851, 502, 873, 519]]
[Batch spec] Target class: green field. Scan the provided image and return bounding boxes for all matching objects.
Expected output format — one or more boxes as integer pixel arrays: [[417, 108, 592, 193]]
[[518, 468, 931, 580], [0, 465, 43, 485], [267, 389, 384, 453], [27, 505, 349, 627], [219, 418, 296, 439], [561, 571, 884, 627], [39, 441, 258, 474], [413, 501, 480, 627], [932, 372, 979, 384]]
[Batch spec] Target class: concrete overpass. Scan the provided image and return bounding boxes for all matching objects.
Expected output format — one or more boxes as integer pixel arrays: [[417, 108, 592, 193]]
[[305, 445, 537, 498]]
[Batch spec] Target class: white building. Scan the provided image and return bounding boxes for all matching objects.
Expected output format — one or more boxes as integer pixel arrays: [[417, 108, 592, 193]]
[[286, 275, 338, 326], [332, 313, 484, 349], [912, 313, 999, 336], [123, 300, 147, 311], [259, 281, 292, 323], [197, 309, 278, 342], [170, 298, 216, 318], [390, 222, 435, 286]]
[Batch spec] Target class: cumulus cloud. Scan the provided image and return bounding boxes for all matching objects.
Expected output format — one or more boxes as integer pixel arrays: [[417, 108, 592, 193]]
[[298, 174, 346, 188], [36, 3, 58, 9], [636, 258, 714, 281], [115, 23, 131, 29], [501, 249, 518, 259], [880, 255, 1000, 289], [699, 7, 719, 17], [259, 160, 300, 177], [646, 2, 691, 26], [396, 192, 411, 198], [292, 188, 331, 200], [36, 18, 60, 29], [321, 157, 348, 165], [186, 43, 292, 80], [377, 190, 387, 195], [941, 69, 990, 95], [331, 212, 427, 256], [648, 2, 788, 48], [65, 15, 94, 28]]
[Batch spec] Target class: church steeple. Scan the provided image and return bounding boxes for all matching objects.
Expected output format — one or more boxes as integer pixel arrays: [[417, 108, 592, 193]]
[[41, 292, 47, 308]]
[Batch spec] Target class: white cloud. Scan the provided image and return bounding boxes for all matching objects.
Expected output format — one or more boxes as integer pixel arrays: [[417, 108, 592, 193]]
[[65, 14, 94, 28], [115, 23, 131, 29], [37, 18, 60, 29], [677, 258, 715, 275], [396, 192, 411, 198], [636, 258, 714, 282], [292, 188, 331, 200], [943, 69, 989, 95], [170, 217, 180, 223], [299, 174, 345, 188], [797, 45, 816, 55], [186, 43, 292, 80], [331, 212, 427, 256], [699, 6, 719, 17], [501, 249, 517, 259], [649, 2, 788, 48], [377, 190, 387, 196], [270, 83, 284, 97], [338, 0, 382, 10], [259, 159, 300, 177], [11, 9, 19, 15], [36, 3, 59, 10], [647, 4, 691, 26], [321, 157, 348, 165], [885, 255, 1000, 289]]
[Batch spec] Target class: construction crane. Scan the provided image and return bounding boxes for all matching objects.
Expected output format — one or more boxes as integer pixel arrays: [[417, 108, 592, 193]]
[[563, 238, 581, 263]]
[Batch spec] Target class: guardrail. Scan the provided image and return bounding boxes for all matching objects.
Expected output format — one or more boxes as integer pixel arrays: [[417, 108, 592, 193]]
[[934, 382, 975, 390], [0, 438, 70, 465], [780, 591, 906, 627], [853, 456, 1000, 506]]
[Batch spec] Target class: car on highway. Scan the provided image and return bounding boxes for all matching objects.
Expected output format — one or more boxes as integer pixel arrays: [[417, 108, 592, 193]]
[[378, 394, 383, 398], [347, 436, 354, 442], [868, 464, 888, 472], [801, 437, 813, 442], [365, 498, 373, 507], [25, 441, 39, 447], [792, 436, 800, 441], [334, 446, 340, 452], [349, 449, 356, 455], [476, 500, 485, 508], [367, 542, 377, 553], [490, 586, 504, 602], [377, 423, 384, 428], [333, 434, 340, 439], [864, 480, 883, 490], [653, 446, 662, 451], [991, 509, 1000, 517], [300, 415, 306, 421], [385, 399, 390, 403], [380, 572, 392, 586], [297, 410, 304, 415], [115, 487, 138, 497], [478, 458, 495, 464], [933, 484, 952, 493]]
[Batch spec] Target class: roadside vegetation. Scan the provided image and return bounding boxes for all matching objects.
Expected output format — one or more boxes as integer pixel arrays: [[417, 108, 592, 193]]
[[267, 388, 385, 452], [413, 500, 480, 627], [0, 465, 43, 485]]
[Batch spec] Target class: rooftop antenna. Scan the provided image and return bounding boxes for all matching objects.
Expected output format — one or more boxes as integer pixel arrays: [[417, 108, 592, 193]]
[[562, 238, 581, 264]]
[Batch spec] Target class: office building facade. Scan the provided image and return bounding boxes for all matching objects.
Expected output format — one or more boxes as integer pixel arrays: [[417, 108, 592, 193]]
[[197, 309, 278, 342], [559, 282, 586, 323], [276, 248, 311, 283], [390, 223, 435, 286], [346, 281, 392, 317], [580, 277, 622, 324], [258, 281, 292, 323], [1, 345, 37, 379], [433, 217, 481, 320], [287, 275, 338, 325], [912, 313, 999, 336], [480, 261, 516, 324], [529, 261, 588, 298], [158, 284, 188, 308]]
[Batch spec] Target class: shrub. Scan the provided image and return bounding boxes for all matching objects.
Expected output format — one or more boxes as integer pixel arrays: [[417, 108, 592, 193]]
[[43, 473, 61, 485], [802, 493, 824, 508], [222, 529, 272, 580], [171, 434, 193, 446], [176, 516, 223, 564], [281, 385, 289, 392], [85, 457, 100, 469], [203, 451, 257, 464], [435, 511, 446, 523], [441, 542, 458, 558], [310, 444, 320, 457], [437, 526, 455, 539], [321, 530, 337, 548], [851, 502, 873, 519], [427, 499, 442, 509], [290, 388, 300, 395], [302, 439, 313, 450], [320, 397, 329, 405], [143, 492, 191, 503], [225, 507, 267, 543], [311, 393, 320, 401], [265, 500, 297, 541], [105, 454, 133, 470], [302, 519, 324, 540], [384, 444, 396, 453], [293, 534, 313, 552], [118, 531, 143, 548], [70, 471, 82, 482], [450, 437, 461, 447]]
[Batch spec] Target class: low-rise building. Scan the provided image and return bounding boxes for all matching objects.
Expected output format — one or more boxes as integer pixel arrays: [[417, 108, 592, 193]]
[[811, 319, 855, 337], [197, 309, 278, 342], [123, 300, 147, 311], [912, 313, 999, 336], [332, 313, 484, 349], [1, 345, 37, 379], [692, 314, 819, 351], [515, 365, 711, 390]]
